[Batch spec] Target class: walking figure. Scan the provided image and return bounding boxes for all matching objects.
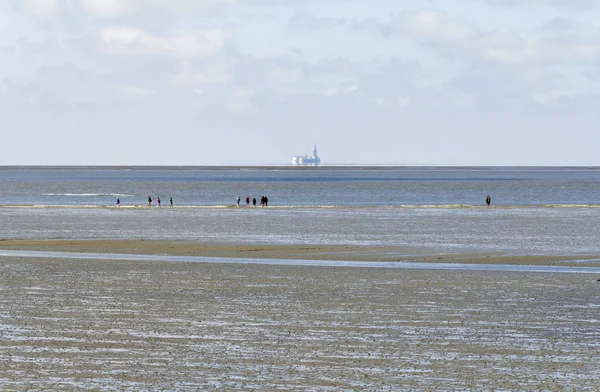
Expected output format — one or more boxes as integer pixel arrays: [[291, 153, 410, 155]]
[[252, 197, 256, 207], [148, 196, 152, 207], [170, 197, 173, 207], [236, 196, 241, 207], [116, 198, 120, 207], [157, 197, 161, 207], [246, 197, 250, 206], [486, 195, 491, 207]]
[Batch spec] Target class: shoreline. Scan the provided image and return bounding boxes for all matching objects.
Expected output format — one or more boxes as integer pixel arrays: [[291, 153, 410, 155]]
[[1, 204, 600, 209], [1, 239, 599, 267]]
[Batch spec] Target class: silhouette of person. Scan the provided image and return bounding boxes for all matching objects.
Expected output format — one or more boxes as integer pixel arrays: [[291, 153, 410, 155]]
[[486, 195, 491, 207], [170, 197, 173, 207], [116, 198, 120, 207], [157, 197, 161, 207], [252, 197, 256, 207], [148, 196, 152, 207], [236, 196, 240, 207]]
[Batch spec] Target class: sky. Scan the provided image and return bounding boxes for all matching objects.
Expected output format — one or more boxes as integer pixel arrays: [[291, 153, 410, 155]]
[[1, 0, 599, 165]]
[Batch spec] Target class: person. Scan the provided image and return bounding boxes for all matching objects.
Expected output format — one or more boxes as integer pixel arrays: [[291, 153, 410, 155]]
[[252, 197, 256, 207], [157, 197, 161, 207], [486, 195, 491, 207], [264, 195, 268, 207], [170, 197, 173, 207], [116, 198, 120, 207], [246, 196, 250, 206], [236, 196, 240, 207], [148, 196, 152, 207], [260, 196, 264, 207]]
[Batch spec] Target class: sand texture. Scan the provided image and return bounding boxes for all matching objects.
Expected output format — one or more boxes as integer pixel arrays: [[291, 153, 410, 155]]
[[1, 256, 599, 390]]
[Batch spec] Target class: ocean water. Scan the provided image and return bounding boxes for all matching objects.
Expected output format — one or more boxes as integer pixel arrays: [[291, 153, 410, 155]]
[[1, 166, 599, 256]]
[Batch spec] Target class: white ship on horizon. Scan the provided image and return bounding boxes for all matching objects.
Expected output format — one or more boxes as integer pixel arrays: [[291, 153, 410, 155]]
[[292, 145, 321, 166]]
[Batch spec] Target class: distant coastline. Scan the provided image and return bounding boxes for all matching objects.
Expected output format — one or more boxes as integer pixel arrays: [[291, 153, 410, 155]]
[[1, 165, 599, 170]]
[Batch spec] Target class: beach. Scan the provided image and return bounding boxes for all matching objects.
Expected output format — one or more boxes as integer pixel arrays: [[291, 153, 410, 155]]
[[1, 254, 599, 390], [2, 167, 600, 390]]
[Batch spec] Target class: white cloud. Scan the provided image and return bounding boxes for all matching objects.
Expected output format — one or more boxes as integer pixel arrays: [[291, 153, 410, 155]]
[[24, 0, 58, 17], [80, 0, 133, 17], [79, 0, 236, 19], [101, 27, 230, 58], [532, 90, 583, 104], [168, 60, 235, 87], [401, 10, 475, 43], [375, 97, 411, 107], [228, 88, 257, 114], [268, 67, 304, 84], [321, 85, 359, 97], [477, 0, 599, 9], [232, 87, 255, 100], [291, 8, 600, 68], [118, 85, 158, 97], [4, 0, 600, 164]]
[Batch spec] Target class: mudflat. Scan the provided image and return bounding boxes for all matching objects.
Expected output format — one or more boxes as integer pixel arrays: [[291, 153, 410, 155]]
[[0, 255, 599, 390], [1, 239, 599, 266]]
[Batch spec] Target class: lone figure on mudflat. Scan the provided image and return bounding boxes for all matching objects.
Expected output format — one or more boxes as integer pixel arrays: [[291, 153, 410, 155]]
[[486, 195, 491, 207]]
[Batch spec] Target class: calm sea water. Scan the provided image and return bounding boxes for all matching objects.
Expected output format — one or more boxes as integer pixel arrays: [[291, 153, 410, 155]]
[[1, 166, 599, 256]]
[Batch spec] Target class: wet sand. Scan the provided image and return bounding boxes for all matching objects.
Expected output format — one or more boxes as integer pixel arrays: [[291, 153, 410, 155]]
[[0, 256, 599, 390], [1, 239, 599, 266]]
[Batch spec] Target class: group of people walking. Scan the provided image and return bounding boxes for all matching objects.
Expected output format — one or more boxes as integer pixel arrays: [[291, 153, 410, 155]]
[[116, 195, 270, 207], [119, 194, 489, 207], [237, 196, 269, 207], [146, 196, 173, 207], [114, 196, 173, 207]]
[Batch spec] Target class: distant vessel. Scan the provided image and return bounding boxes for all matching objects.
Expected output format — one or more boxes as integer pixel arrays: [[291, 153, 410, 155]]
[[292, 145, 321, 166]]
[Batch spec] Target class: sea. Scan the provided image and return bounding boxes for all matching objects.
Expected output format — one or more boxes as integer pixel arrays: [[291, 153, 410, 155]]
[[1, 166, 599, 256]]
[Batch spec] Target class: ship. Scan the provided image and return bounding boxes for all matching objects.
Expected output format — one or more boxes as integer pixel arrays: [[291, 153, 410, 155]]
[[292, 145, 321, 166]]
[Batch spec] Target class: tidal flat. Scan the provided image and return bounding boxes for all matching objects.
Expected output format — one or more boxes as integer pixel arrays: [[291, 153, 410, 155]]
[[1, 256, 599, 391]]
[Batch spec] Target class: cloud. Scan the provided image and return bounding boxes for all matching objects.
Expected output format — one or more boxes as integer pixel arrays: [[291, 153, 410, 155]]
[[268, 67, 304, 84], [79, 0, 238, 20], [168, 60, 235, 87], [475, 0, 599, 9], [23, 0, 58, 17], [4, 0, 600, 164], [16, 0, 237, 19], [531, 89, 586, 104], [290, 8, 600, 67], [80, 0, 133, 17], [290, 9, 477, 42], [101, 27, 230, 58], [118, 85, 158, 97], [399, 9, 476, 43], [375, 97, 411, 107], [321, 85, 359, 97]]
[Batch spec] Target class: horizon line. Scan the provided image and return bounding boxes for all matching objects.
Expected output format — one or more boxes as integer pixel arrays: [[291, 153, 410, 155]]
[[0, 164, 599, 169]]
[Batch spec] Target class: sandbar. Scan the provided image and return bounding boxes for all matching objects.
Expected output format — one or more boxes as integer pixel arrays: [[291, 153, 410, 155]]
[[0, 238, 599, 266]]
